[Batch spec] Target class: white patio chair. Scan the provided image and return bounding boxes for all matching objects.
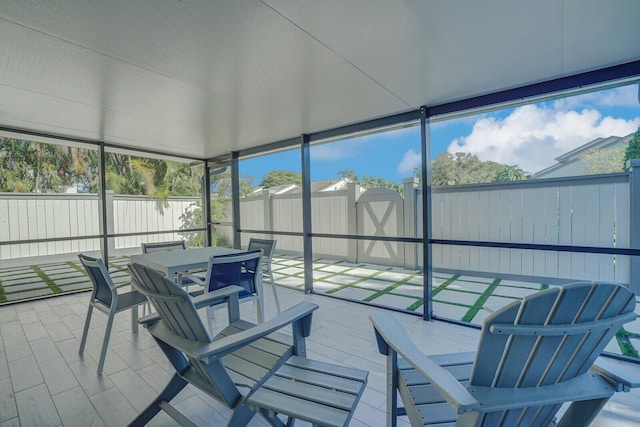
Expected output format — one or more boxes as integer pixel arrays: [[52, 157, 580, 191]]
[[248, 238, 281, 313], [78, 254, 148, 375], [141, 239, 203, 295]]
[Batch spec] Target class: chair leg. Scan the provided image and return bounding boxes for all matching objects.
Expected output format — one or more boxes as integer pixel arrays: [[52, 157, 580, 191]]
[[207, 306, 215, 335], [131, 305, 139, 333], [269, 271, 281, 313], [142, 302, 151, 317], [256, 292, 264, 324], [557, 397, 611, 427], [97, 309, 116, 375], [127, 373, 189, 427], [79, 304, 94, 355], [226, 399, 258, 427]]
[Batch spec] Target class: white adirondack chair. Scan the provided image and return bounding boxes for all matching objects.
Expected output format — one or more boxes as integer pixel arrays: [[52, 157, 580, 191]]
[[371, 282, 638, 427], [128, 262, 367, 427]]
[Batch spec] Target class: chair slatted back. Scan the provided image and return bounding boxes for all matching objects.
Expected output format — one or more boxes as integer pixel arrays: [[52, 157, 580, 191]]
[[78, 254, 115, 307], [129, 262, 241, 406], [470, 282, 636, 425], [205, 250, 262, 297], [129, 263, 210, 343], [141, 240, 187, 254]]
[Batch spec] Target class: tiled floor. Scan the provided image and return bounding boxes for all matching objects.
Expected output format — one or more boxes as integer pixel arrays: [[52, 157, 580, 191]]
[[272, 256, 546, 320], [1, 285, 640, 426], [0, 288, 640, 427]]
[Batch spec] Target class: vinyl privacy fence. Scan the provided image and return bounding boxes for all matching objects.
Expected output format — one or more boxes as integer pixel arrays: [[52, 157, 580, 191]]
[[235, 173, 634, 285], [0, 192, 199, 259], [2, 171, 636, 286]]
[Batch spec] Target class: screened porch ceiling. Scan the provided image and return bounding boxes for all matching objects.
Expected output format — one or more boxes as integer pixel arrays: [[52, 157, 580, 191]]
[[1, 0, 639, 160]]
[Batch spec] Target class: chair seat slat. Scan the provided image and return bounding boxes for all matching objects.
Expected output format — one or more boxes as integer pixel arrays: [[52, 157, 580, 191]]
[[221, 353, 270, 383], [274, 365, 365, 395], [249, 388, 351, 427], [285, 355, 368, 382], [400, 363, 472, 386], [263, 375, 358, 411]]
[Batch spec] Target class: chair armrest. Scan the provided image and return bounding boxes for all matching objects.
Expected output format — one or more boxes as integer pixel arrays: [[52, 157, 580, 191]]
[[467, 372, 615, 412], [370, 314, 480, 415], [138, 312, 161, 326], [592, 356, 640, 391], [191, 285, 243, 309], [136, 285, 243, 326], [114, 280, 132, 289], [178, 271, 206, 285], [145, 302, 318, 361], [193, 302, 318, 360]]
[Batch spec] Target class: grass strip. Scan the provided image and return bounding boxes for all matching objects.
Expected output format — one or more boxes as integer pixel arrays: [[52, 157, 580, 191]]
[[67, 261, 87, 275], [406, 298, 424, 311], [0, 277, 6, 303], [362, 271, 422, 301], [321, 265, 376, 294], [616, 328, 639, 358], [432, 274, 460, 296], [461, 278, 501, 323], [32, 265, 63, 294]]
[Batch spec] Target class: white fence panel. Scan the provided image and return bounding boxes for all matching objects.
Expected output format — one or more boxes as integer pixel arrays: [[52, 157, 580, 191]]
[[0, 193, 198, 259], [0, 193, 101, 259], [271, 194, 303, 254], [312, 191, 349, 257], [615, 182, 631, 283], [430, 174, 630, 284], [239, 196, 266, 232], [113, 196, 197, 249]]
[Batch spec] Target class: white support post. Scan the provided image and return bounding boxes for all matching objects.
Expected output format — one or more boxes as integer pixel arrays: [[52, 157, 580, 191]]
[[628, 159, 640, 294], [347, 182, 360, 263], [262, 188, 271, 240], [403, 177, 419, 270]]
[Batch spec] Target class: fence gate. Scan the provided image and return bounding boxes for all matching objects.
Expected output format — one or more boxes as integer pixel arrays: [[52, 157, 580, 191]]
[[356, 187, 404, 266]]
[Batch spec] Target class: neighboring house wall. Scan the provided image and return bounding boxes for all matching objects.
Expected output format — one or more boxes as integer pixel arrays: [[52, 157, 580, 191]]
[[534, 160, 592, 179]]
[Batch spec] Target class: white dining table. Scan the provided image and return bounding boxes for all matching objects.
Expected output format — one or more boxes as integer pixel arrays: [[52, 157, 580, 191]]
[[131, 246, 266, 323], [130, 246, 244, 278]]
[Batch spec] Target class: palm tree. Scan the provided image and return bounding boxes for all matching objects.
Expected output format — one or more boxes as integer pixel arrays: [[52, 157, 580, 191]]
[[495, 164, 527, 182]]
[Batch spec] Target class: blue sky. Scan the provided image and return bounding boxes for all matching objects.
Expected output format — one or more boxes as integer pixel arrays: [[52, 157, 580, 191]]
[[241, 83, 640, 185]]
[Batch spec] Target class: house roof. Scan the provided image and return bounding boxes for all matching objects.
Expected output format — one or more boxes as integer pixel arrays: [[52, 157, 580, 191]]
[[310, 178, 350, 193], [555, 134, 633, 163], [535, 133, 633, 176], [1, 2, 639, 159]]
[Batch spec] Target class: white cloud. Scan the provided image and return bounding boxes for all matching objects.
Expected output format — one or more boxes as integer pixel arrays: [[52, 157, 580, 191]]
[[552, 84, 640, 110], [447, 104, 639, 173], [598, 84, 640, 107], [310, 125, 420, 161], [310, 141, 361, 160], [397, 149, 421, 175]]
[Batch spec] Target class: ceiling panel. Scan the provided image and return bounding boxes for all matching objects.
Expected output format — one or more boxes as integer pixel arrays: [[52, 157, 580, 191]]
[[0, 1, 639, 159], [265, 0, 565, 105], [563, 0, 640, 70]]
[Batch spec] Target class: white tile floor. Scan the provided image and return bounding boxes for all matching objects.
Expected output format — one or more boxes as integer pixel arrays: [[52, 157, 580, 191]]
[[1, 285, 640, 426]]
